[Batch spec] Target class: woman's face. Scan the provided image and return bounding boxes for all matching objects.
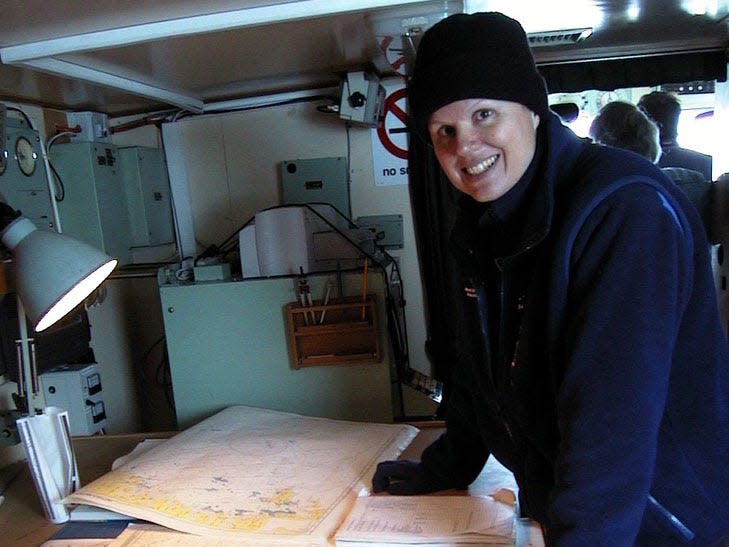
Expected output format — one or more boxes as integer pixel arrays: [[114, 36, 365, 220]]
[[428, 98, 540, 202]]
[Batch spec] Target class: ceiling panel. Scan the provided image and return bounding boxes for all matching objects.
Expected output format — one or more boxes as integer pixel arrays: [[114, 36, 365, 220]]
[[65, 12, 377, 96], [0, 0, 299, 44]]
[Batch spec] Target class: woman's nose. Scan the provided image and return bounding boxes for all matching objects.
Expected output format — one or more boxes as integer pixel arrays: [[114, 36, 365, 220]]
[[455, 127, 479, 154]]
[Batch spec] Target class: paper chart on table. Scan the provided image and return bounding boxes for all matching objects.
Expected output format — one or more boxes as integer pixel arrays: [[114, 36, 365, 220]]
[[66, 405, 418, 545]]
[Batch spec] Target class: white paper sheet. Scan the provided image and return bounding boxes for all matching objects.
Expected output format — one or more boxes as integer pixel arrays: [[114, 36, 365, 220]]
[[335, 495, 515, 545]]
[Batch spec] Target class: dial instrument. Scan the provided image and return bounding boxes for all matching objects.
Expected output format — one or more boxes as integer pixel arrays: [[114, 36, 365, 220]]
[[15, 136, 37, 176]]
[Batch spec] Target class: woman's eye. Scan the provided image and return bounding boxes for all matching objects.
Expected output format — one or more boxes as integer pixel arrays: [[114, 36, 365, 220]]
[[436, 125, 455, 138], [475, 109, 492, 121]]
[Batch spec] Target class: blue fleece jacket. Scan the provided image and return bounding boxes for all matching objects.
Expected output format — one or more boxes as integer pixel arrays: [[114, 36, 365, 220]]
[[421, 113, 729, 545]]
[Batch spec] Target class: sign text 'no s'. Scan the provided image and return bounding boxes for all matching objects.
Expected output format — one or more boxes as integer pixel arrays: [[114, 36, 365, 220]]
[[371, 79, 409, 186]]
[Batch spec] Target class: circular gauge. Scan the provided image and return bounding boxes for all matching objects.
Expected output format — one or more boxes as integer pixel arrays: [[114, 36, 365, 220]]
[[15, 136, 37, 176], [598, 91, 620, 109]]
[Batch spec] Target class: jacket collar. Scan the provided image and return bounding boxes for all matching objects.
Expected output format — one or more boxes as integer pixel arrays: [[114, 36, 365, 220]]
[[451, 111, 589, 259]]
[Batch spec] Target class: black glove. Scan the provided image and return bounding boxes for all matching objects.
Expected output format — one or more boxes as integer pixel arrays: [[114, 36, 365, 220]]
[[371, 460, 449, 495]]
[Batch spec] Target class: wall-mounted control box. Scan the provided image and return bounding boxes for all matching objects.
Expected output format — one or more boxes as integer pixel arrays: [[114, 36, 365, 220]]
[[40, 363, 107, 436]]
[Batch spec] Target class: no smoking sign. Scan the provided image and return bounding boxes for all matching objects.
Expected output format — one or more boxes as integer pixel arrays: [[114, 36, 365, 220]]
[[371, 79, 409, 186]]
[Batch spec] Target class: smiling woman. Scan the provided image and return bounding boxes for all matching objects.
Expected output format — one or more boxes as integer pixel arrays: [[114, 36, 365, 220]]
[[391, 10, 729, 546], [427, 99, 540, 203]]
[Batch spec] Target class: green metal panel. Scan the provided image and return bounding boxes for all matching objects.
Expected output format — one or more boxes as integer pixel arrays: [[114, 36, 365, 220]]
[[159, 274, 393, 429], [50, 142, 131, 264], [0, 118, 55, 231], [119, 146, 175, 247], [356, 214, 404, 249], [280, 156, 350, 216]]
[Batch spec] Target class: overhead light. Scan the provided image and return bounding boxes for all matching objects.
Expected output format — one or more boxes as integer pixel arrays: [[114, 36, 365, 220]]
[[528, 28, 593, 47], [465, 0, 604, 33], [1, 203, 117, 332], [627, 1, 641, 21], [682, 0, 718, 16]]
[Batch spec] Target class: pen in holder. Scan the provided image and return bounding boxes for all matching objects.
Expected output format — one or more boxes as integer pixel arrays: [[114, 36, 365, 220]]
[[16, 406, 80, 523]]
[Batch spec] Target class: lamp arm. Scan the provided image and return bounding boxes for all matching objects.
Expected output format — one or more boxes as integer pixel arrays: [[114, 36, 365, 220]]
[[0, 202, 40, 414], [15, 295, 41, 416]]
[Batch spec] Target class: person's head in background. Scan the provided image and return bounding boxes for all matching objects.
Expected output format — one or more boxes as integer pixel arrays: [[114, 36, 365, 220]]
[[637, 90, 681, 146], [637, 89, 712, 180], [589, 101, 661, 162]]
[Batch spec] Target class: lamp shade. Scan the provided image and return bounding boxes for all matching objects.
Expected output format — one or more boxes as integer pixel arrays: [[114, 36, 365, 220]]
[[1, 217, 117, 332]]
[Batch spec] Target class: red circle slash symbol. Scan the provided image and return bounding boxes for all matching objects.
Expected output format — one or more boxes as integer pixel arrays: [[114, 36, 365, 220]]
[[377, 87, 408, 160], [379, 35, 407, 74]]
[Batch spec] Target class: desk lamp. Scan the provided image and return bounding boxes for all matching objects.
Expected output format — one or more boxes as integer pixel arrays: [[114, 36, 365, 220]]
[[0, 201, 117, 414]]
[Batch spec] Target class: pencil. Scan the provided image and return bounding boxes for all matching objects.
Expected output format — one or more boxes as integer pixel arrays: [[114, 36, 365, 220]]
[[319, 282, 332, 324]]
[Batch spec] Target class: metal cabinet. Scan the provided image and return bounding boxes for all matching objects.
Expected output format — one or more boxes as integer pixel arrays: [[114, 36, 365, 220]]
[[50, 142, 131, 264], [158, 274, 393, 429], [119, 146, 174, 247]]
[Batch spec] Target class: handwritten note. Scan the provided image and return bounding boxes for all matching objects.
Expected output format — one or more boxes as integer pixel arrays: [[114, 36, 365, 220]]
[[335, 495, 515, 545]]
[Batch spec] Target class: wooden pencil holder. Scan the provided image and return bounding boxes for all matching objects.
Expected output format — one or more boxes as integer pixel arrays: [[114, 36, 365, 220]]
[[284, 295, 381, 368]]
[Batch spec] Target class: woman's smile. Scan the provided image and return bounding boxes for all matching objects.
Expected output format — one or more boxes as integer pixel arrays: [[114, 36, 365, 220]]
[[428, 98, 539, 202]]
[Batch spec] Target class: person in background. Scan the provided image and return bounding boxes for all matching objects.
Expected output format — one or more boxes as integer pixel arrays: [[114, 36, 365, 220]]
[[638, 90, 713, 180], [590, 100, 715, 242], [588, 100, 661, 162], [372, 11, 729, 545]]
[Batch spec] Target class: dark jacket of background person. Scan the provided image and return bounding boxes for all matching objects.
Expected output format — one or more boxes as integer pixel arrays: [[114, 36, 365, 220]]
[[662, 166, 716, 243], [416, 112, 729, 545], [589, 100, 716, 243], [638, 90, 713, 180], [660, 142, 713, 180]]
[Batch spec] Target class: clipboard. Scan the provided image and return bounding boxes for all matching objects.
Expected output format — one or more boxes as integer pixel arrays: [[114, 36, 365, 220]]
[[17, 407, 80, 523]]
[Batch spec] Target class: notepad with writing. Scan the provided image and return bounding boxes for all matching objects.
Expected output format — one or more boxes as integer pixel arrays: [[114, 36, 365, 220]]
[[334, 494, 516, 546]]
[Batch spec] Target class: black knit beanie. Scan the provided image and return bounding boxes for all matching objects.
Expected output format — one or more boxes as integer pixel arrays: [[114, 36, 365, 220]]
[[409, 12, 549, 137]]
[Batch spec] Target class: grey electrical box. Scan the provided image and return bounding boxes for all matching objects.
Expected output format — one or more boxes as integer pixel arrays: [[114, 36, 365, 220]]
[[338, 71, 386, 127], [65, 111, 110, 143], [280, 156, 350, 216], [51, 142, 132, 264], [119, 146, 175, 247], [40, 363, 107, 436], [0, 117, 55, 231], [356, 214, 404, 249]]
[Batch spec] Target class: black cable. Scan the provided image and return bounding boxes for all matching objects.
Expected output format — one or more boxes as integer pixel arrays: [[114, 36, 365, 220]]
[[138, 335, 175, 413], [47, 161, 65, 202], [140, 335, 166, 365], [5, 107, 33, 128], [379, 246, 443, 405], [155, 342, 175, 413]]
